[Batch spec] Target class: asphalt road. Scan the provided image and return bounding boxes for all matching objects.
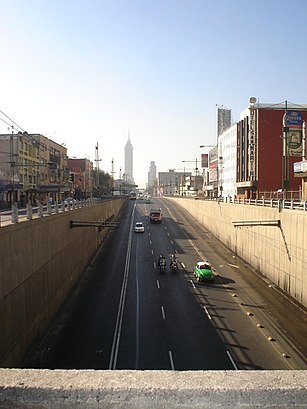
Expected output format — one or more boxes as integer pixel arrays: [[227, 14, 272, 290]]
[[24, 198, 307, 370]]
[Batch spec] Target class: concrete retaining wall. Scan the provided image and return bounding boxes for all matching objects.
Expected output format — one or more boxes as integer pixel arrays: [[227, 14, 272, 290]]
[[0, 199, 125, 367], [165, 198, 307, 308]]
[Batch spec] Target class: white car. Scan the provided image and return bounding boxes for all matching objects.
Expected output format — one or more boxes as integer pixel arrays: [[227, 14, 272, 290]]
[[134, 222, 145, 233]]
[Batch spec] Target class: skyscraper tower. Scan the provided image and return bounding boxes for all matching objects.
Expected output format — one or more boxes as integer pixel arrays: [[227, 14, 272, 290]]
[[217, 106, 232, 137], [124, 132, 133, 184], [147, 161, 157, 189]]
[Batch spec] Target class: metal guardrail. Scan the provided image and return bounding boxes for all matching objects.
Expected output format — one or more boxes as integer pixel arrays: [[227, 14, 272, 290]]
[[0, 198, 103, 226], [176, 195, 307, 211]]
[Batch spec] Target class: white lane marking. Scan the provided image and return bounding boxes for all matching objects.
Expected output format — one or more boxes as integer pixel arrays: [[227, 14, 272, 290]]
[[149, 240, 152, 245], [228, 263, 239, 269], [190, 279, 196, 288], [204, 306, 212, 320], [188, 239, 205, 260], [169, 350, 175, 371], [165, 205, 177, 224], [151, 249, 154, 255], [109, 203, 135, 369], [187, 239, 217, 274], [175, 249, 178, 254], [135, 251, 140, 369], [170, 240, 173, 244], [156, 280, 160, 289], [181, 262, 185, 268], [226, 350, 238, 370], [161, 306, 166, 320]]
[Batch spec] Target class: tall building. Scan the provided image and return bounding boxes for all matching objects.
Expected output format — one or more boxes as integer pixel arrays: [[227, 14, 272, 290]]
[[217, 107, 232, 136], [147, 161, 157, 189], [124, 134, 133, 184]]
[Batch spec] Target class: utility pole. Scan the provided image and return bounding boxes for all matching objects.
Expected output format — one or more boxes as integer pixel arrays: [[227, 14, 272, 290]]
[[94, 142, 102, 196], [111, 158, 115, 194], [10, 125, 15, 206], [282, 100, 289, 198], [182, 158, 199, 191]]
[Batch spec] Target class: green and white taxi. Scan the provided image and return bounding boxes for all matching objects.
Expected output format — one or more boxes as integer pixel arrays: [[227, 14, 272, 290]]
[[193, 261, 215, 282]]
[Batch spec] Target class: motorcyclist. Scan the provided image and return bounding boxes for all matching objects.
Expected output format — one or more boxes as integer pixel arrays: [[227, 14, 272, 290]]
[[169, 254, 178, 269], [158, 254, 166, 269]]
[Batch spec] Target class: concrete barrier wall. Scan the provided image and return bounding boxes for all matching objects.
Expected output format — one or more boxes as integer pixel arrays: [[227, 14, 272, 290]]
[[165, 198, 307, 308], [1, 369, 307, 408], [0, 199, 125, 367]]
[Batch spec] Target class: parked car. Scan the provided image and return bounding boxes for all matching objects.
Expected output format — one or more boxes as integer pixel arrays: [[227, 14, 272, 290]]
[[134, 222, 145, 233], [193, 261, 215, 282]]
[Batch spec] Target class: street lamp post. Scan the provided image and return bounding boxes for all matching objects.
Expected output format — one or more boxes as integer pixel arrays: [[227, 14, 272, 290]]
[[10, 127, 16, 206], [182, 159, 198, 175], [172, 167, 194, 195], [182, 159, 199, 191]]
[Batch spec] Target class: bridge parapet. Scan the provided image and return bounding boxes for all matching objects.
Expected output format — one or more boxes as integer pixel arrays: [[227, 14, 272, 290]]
[[0, 369, 306, 408]]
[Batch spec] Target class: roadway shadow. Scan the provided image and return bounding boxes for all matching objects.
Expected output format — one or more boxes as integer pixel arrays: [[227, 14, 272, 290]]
[[214, 274, 235, 285]]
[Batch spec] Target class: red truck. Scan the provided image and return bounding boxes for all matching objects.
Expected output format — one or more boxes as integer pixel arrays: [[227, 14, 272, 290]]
[[149, 208, 162, 223]]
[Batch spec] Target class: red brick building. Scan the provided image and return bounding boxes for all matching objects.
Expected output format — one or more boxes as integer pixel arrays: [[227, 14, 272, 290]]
[[67, 158, 93, 199], [236, 102, 307, 199]]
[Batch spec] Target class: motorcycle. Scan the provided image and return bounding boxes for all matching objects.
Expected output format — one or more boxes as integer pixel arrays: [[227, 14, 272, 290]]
[[159, 258, 166, 272], [169, 254, 178, 272]]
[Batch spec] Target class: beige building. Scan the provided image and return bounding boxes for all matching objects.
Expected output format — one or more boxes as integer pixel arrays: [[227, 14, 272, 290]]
[[294, 160, 307, 200], [0, 132, 69, 206]]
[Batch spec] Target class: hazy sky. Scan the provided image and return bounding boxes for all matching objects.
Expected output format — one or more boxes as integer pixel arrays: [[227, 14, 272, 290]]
[[1, 0, 307, 188]]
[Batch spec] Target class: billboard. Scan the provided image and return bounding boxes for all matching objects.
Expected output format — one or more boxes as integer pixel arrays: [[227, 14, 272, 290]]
[[283, 111, 303, 157], [201, 153, 208, 168], [294, 160, 307, 173], [209, 161, 217, 182]]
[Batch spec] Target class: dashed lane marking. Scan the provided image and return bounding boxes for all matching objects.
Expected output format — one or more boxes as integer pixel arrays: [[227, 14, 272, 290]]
[[169, 350, 175, 370], [228, 263, 239, 269], [204, 306, 212, 320], [226, 350, 238, 370]]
